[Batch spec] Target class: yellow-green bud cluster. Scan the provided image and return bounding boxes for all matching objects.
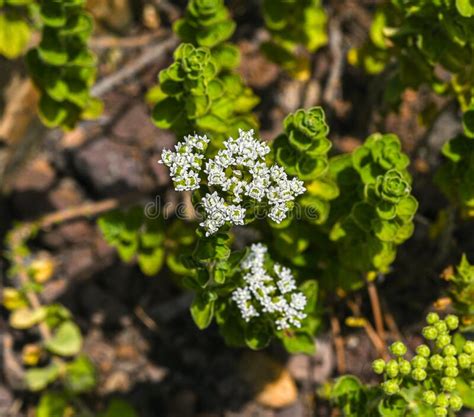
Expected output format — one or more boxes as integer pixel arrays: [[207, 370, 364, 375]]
[[371, 313, 472, 415]]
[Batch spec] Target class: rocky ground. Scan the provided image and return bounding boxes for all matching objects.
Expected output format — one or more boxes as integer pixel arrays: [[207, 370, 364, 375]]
[[1, 1, 474, 416]]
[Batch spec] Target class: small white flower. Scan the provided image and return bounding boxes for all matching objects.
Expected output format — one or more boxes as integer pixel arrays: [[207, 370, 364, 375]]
[[159, 133, 209, 192], [269, 204, 288, 223], [231, 243, 307, 330], [228, 204, 246, 225], [160, 130, 306, 236]]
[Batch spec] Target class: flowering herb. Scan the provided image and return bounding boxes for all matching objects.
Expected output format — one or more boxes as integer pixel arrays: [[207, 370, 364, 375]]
[[151, 42, 259, 140], [372, 313, 473, 417], [159, 129, 306, 236], [0, 0, 34, 59], [173, 0, 240, 72], [436, 108, 474, 218], [25, 0, 102, 130], [350, 0, 474, 109], [332, 314, 474, 416], [262, 0, 327, 79], [231, 243, 307, 330], [442, 255, 474, 330]]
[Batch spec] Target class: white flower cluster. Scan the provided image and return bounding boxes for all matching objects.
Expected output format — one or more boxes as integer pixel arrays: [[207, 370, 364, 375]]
[[231, 243, 307, 330], [159, 130, 306, 236], [159, 134, 209, 191]]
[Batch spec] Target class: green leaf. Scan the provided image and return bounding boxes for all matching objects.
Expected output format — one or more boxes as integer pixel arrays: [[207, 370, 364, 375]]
[[456, 376, 474, 408], [463, 103, 474, 138], [196, 113, 228, 133], [299, 280, 318, 313], [10, 307, 46, 329], [137, 247, 165, 276], [38, 95, 68, 128], [37, 392, 67, 417], [372, 219, 399, 242], [300, 195, 330, 225], [38, 28, 68, 66], [98, 399, 138, 417], [332, 374, 364, 399], [65, 355, 97, 393], [244, 321, 272, 350], [280, 331, 315, 354], [152, 97, 184, 129], [190, 292, 216, 329], [456, 0, 474, 17], [46, 321, 82, 357], [40, 2, 66, 27], [212, 43, 240, 70], [81, 97, 103, 120], [378, 395, 407, 416], [396, 196, 418, 221], [196, 20, 236, 48], [0, 13, 31, 59], [25, 364, 61, 391]]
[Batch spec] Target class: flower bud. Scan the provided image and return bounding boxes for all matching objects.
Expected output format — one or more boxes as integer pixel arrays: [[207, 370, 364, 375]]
[[430, 354, 444, 370], [443, 344, 457, 357], [463, 341, 474, 354], [444, 366, 459, 377], [458, 353, 471, 369], [411, 368, 427, 381], [436, 393, 449, 408], [422, 326, 438, 340], [445, 315, 459, 330], [441, 377, 456, 391], [449, 394, 463, 411], [436, 334, 451, 349], [382, 380, 399, 395], [416, 344, 430, 358], [444, 355, 457, 368], [386, 359, 399, 378], [422, 390, 436, 405], [390, 341, 407, 356], [434, 321, 448, 334], [426, 312, 440, 324], [434, 407, 448, 417], [398, 359, 411, 375], [411, 355, 428, 369], [372, 359, 385, 374]]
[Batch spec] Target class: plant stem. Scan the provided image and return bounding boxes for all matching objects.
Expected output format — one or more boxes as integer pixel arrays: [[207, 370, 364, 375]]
[[330, 312, 346, 374], [367, 279, 385, 341], [347, 300, 389, 360]]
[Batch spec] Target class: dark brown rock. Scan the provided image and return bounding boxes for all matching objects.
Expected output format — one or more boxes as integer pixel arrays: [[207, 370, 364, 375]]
[[73, 137, 152, 196]]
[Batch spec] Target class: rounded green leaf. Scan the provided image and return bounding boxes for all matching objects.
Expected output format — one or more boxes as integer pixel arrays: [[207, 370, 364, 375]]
[[190, 291, 216, 329], [396, 195, 418, 221], [10, 307, 46, 329], [65, 355, 97, 393], [463, 103, 474, 138], [46, 321, 83, 357], [25, 364, 61, 392], [0, 13, 31, 59], [37, 392, 67, 417], [244, 321, 272, 350], [456, 0, 474, 17], [281, 331, 315, 354], [152, 97, 184, 129], [40, 2, 66, 27]]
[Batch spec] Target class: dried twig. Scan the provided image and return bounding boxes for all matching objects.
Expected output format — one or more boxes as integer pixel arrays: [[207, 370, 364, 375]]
[[153, 0, 181, 22], [323, 18, 344, 106], [367, 279, 386, 341], [381, 298, 403, 340], [347, 299, 389, 360], [91, 35, 178, 97], [330, 312, 346, 374], [90, 31, 165, 49]]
